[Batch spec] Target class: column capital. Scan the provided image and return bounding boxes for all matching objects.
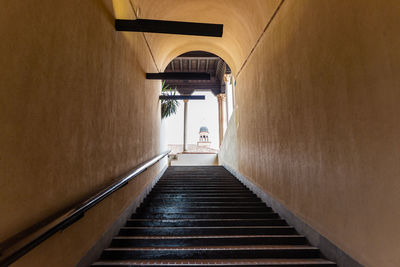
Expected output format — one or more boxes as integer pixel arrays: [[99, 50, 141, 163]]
[[224, 73, 232, 84], [217, 93, 226, 101]]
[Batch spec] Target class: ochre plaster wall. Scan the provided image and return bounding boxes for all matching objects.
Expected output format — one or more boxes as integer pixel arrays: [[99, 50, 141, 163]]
[[219, 115, 238, 170], [220, 1, 400, 266], [0, 0, 163, 266]]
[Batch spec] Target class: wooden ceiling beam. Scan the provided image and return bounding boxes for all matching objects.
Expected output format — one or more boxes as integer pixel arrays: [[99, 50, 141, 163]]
[[159, 95, 205, 100], [116, 19, 223, 37], [146, 72, 210, 80], [174, 57, 219, 61], [165, 84, 221, 90]]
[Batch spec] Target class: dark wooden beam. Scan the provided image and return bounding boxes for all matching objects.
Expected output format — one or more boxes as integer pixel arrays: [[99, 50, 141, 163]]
[[115, 19, 223, 37], [179, 51, 218, 57], [165, 83, 221, 90], [146, 72, 210, 80], [159, 95, 205, 100]]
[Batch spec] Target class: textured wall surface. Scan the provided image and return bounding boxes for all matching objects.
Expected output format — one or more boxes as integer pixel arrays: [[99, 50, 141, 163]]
[[220, 1, 400, 266], [219, 115, 238, 169], [0, 0, 164, 266]]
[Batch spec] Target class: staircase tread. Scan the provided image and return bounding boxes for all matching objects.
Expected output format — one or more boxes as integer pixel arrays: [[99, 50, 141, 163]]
[[121, 226, 293, 229], [148, 196, 258, 200], [145, 206, 267, 208], [92, 258, 335, 265], [128, 219, 282, 221], [145, 201, 268, 207], [137, 214, 276, 215], [114, 235, 305, 239], [104, 245, 318, 251]]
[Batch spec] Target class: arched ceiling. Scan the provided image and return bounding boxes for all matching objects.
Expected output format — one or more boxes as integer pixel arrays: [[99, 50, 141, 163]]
[[164, 51, 230, 96], [114, 0, 281, 75]]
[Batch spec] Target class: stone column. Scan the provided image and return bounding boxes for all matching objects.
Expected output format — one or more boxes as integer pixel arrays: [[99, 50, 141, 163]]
[[224, 74, 233, 122], [224, 74, 232, 120], [217, 93, 227, 146], [183, 99, 188, 152]]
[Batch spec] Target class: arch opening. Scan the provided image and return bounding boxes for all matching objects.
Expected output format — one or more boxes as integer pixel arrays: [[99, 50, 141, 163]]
[[161, 51, 234, 165]]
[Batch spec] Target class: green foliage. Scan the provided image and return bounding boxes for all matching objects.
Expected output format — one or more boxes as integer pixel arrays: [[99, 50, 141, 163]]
[[161, 81, 180, 119]]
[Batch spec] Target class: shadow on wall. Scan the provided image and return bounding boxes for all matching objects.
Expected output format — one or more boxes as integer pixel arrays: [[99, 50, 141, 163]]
[[94, 0, 114, 25]]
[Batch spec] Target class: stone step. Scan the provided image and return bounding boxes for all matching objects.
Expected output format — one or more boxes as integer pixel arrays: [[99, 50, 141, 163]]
[[158, 182, 241, 184], [157, 180, 238, 182], [151, 189, 249, 193], [159, 178, 238, 180], [119, 226, 296, 236], [154, 184, 244, 186], [132, 212, 280, 219], [111, 235, 307, 247], [150, 191, 252, 195], [140, 206, 272, 213], [158, 182, 237, 184], [146, 197, 261, 202], [148, 192, 256, 197], [92, 258, 336, 266], [126, 218, 287, 227], [100, 245, 320, 260], [142, 202, 266, 207]]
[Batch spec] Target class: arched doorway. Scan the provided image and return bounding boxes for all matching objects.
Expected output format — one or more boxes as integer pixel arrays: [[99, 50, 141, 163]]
[[161, 51, 234, 165]]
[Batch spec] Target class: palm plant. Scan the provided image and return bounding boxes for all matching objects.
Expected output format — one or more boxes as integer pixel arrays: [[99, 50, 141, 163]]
[[161, 81, 179, 119]]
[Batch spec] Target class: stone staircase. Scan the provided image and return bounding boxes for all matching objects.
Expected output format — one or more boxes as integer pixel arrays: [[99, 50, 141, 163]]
[[92, 166, 336, 266]]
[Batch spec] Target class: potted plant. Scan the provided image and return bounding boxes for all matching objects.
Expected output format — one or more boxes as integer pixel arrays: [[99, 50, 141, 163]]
[[160, 81, 179, 119]]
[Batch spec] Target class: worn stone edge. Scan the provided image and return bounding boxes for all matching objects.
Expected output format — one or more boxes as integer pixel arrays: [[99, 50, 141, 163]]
[[222, 164, 364, 267], [76, 164, 168, 267]]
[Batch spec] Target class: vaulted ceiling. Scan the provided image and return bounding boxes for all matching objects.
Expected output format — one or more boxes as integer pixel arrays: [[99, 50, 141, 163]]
[[112, 0, 281, 76]]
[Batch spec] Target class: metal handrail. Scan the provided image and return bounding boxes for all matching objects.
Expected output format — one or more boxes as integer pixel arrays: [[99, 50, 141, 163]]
[[0, 150, 170, 266]]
